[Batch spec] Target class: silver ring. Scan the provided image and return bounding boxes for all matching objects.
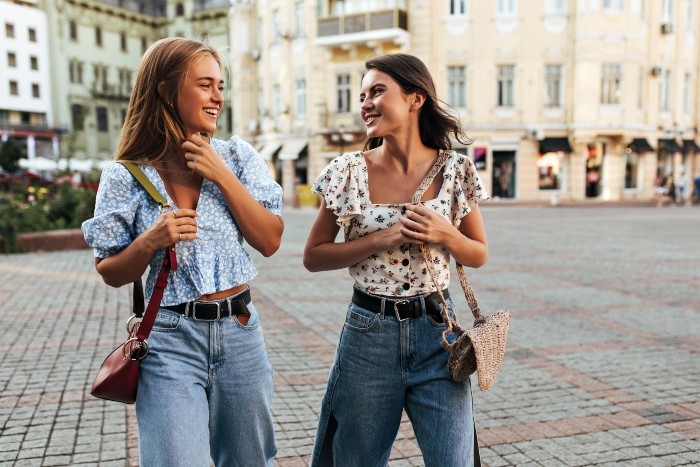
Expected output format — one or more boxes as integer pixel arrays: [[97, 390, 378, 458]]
[[179, 233, 182, 241]]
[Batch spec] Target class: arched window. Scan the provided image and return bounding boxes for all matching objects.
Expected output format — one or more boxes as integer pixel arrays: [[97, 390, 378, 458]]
[[176, 3, 184, 16]]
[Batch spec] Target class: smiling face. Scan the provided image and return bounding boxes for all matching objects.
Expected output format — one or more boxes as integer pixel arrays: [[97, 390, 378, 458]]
[[359, 69, 415, 139], [177, 54, 224, 137]]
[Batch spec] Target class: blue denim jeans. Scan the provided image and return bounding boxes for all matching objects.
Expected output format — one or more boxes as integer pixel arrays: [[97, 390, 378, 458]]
[[310, 293, 475, 467], [135, 301, 276, 467]]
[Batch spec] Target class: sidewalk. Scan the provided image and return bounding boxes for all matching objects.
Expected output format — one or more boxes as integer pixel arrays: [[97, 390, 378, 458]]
[[1, 206, 699, 466]]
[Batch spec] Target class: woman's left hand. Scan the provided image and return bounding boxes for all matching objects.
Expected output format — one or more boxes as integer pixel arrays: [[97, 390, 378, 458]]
[[398, 204, 455, 245], [182, 133, 229, 183]]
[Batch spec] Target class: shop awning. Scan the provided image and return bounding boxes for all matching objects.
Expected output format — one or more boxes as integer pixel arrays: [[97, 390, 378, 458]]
[[278, 139, 308, 160], [258, 142, 282, 161], [683, 139, 700, 153], [539, 137, 572, 153], [627, 138, 654, 153], [658, 139, 682, 153]]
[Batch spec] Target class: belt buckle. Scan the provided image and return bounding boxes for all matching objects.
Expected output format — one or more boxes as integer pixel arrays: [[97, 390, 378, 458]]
[[192, 301, 220, 321], [393, 299, 410, 322]]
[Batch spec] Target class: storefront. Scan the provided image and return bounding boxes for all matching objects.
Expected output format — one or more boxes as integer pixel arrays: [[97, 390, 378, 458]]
[[624, 138, 654, 192], [538, 137, 571, 193], [492, 150, 516, 199], [585, 142, 606, 198]]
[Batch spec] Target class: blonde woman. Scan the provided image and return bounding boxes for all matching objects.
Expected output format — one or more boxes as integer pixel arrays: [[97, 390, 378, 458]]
[[82, 37, 282, 466]]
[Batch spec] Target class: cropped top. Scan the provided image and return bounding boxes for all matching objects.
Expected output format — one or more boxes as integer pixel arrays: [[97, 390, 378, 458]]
[[312, 150, 488, 297], [82, 136, 283, 305]]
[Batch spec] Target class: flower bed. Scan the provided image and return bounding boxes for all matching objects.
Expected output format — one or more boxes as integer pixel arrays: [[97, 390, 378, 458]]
[[0, 174, 97, 253]]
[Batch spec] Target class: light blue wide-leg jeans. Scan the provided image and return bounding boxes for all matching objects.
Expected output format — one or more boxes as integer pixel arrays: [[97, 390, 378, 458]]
[[310, 295, 475, 467], [135, 301, 276, 467]]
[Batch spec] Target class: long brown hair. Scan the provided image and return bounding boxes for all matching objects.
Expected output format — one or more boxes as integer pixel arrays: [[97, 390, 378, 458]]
[[363, 53, 472, 151], [115, 37, 221, 164]]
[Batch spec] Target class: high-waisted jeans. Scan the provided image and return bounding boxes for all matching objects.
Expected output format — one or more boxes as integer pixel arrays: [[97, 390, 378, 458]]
[[135, 301, 276, 467], [310, 293, 475, 467]]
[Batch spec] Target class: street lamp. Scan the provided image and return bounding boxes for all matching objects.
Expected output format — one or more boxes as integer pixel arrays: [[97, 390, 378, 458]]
[[330, 124, 354, 156]]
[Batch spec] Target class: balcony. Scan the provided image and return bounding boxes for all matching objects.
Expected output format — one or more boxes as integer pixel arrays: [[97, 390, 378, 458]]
[[193, 0, 230, 12], [315, 8, 409, 48]]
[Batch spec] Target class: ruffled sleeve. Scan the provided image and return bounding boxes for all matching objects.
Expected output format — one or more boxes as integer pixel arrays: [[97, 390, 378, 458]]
[[312, 152, 364, 226], [81, 163, 141, 258], [451, 152, 489, 228], [223, 137, 283, 215]]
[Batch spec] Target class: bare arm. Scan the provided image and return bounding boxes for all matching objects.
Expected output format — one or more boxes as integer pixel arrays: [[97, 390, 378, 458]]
[[303, 200, 418, 272], [95, 209, 199, 288], [182, 135, 283, 257], [399, 203, 488, 268]]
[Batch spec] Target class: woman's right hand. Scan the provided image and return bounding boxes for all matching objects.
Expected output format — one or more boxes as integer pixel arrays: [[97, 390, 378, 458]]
[[143, 209, 199, 252], [377, 220, 423, 251]]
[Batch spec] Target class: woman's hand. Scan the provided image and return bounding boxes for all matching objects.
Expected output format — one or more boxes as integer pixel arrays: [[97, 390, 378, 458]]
[[398, 204, 454, 245], [142, 208, 199, 253], [377, 219, 423, 251], [182, 133, 228, 183]]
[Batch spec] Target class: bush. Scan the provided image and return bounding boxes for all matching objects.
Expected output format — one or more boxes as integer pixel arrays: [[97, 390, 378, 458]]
[[0, 179, 97, 253], [0, 138, 24, 173]]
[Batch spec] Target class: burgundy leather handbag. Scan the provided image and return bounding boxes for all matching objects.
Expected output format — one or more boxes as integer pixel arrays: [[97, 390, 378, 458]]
[[90, 162, 176, 404]]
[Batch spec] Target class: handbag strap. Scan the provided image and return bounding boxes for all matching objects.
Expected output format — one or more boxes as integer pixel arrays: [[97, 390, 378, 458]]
[[119, 162, 177, 342], [411, 151, 486, 349]]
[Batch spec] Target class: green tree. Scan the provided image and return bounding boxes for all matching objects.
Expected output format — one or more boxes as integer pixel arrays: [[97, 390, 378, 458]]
[[0, 138, 25, 173]]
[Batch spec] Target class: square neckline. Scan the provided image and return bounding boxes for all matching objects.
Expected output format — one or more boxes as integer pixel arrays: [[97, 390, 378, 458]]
[[358, 150, 450, 207]]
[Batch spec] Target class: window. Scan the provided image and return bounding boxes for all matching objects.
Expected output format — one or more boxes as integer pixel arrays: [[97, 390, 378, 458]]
[[120, 32, 127, 52], [30, 56, 38, 70], [176, 3, 184, 15], [71, 104, 84, 130], [659, 69, 671, 110], [687, 0, 694, 29], [257, 18, 263, 49], [603, 0, 624, 10], [497, 65, 514, 107], [625, 152, 640, 189], [600, 63, 622, 104], [272, 10, 280, 44], [69, 61, 75, 83], [337, 74, 351, 112], [544, 64, 563, 107], [538, 151, 565, 190], [77, 62, 83, 84], [638, 67, 644, 108], [294, 2, 305, 37], [7, 52, 16, 67], [97, 107, 108, 132], [497, 0, 515, 14], [449, 0, 466, 15], [69, 20, 77, 40], [295, 79, 306, 116], [258, 88, 265, 116], [272, 84, 281, 120], [95, 27, 102, 46], [32, 84, 39, 98], [0, 110, 8, 123], [21, 112, 30, 124], [662, 0, 674, 22], [9, 81, 18, 96], [121, 108, 128, 126], [5, 23, 14, 38], [141, 37, 148, 54], [684, 73, 691, 112], [28, 28, 36, 42], [546, 0, 565, 14], [447, 66, 466, 107], [226, 107, 232, 132]]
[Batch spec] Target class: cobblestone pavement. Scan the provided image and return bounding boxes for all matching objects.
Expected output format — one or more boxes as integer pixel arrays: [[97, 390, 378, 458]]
[[0, 206, 699, 467]]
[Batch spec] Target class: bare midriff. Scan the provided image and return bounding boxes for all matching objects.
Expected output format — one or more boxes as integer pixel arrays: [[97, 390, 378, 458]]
[[197, 283, 250, 325]]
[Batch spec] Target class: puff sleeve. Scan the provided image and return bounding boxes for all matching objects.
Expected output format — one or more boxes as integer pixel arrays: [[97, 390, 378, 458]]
[[81, 163, 140, 258], [226, 137, 283, 215], [312, 153, 364, 226], [452, 152, 489, 228]]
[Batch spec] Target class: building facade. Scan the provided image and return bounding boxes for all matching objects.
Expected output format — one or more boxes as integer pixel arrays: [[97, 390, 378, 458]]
[[230, 0, 700, 204], [41, 0, 232, 160], [0, 0, 58, 159]]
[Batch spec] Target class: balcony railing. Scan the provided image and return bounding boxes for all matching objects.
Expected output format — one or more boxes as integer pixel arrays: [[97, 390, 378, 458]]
[[95, 0, 167, 17], [193, 0, 230, 12], [318, 8, 407, 37]]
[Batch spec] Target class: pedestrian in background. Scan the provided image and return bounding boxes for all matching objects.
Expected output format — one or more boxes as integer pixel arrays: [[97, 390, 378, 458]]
[[304, 53, 488, 466], [82, 37, 283, 466]]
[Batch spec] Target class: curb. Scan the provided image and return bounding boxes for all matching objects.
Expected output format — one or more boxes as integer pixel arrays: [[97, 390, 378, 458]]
[[0, 229, 88, 253]]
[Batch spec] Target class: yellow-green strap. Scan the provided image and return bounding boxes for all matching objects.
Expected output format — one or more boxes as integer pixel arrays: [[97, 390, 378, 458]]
[[120, 162, 170, 207]]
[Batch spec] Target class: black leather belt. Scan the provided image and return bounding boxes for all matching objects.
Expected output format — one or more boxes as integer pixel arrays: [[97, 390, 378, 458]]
[[352, 288, 450, 322], [162, 287, 251, 321]]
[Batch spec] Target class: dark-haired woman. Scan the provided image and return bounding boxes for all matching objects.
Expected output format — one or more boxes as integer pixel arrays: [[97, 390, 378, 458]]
[[82, 37, 282, 466], [303, 53, 489, 466]]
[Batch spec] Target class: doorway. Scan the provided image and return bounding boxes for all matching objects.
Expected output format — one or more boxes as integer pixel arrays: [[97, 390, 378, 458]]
[[492, 151, 516, 199], [586, 142, 605, 198]]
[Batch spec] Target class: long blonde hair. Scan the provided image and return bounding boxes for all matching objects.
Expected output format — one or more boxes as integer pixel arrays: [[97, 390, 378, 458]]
[[115, 37, 221, 164]]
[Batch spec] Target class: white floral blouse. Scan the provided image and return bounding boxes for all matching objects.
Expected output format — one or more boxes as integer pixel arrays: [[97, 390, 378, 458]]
[[312, 150, 488, 297]]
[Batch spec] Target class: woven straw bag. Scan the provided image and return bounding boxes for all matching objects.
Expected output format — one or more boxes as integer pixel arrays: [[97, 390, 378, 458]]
[[414, 150, 511, 391]]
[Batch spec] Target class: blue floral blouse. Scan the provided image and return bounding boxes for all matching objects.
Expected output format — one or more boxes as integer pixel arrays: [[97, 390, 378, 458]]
[[82, 136, 283, 306]]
